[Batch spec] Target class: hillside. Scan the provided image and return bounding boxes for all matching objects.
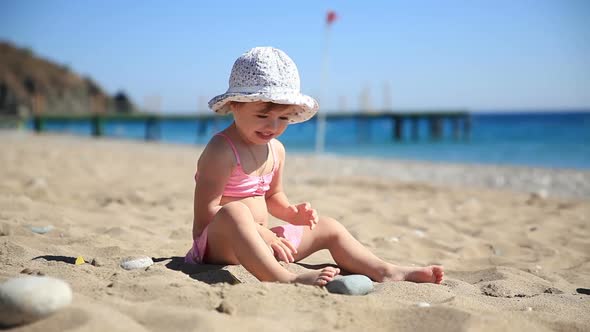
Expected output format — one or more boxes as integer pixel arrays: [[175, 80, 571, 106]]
[[0, 41, 135, 115]]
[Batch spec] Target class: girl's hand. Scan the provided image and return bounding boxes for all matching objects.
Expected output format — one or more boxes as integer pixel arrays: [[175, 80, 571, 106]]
[[260, 227, 297, 263], [289, 202, 319, 230], [268, 235, 298, 263]]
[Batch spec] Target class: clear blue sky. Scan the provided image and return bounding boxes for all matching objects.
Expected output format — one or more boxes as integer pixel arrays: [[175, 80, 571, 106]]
[[1, 0, 589, 112]]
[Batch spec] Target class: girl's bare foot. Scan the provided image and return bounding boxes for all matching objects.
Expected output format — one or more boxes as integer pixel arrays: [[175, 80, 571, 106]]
[[293, 267, 340, 286], [384, 265, 444, 284]]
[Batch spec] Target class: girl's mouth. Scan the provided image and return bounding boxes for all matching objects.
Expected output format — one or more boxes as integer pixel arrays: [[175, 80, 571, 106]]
[[256, 131, 273, 140]]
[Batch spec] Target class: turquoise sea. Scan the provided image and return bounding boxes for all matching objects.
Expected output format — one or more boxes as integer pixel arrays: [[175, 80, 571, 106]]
[[29, 111, 590, 170]]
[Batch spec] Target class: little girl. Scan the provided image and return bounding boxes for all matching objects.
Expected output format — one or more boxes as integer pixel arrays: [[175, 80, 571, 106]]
[[185, 47, 444, 286]]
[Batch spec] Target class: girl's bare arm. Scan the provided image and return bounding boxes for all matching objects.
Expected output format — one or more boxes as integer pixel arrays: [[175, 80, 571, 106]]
[[265, 140, 297, 222], [192, 136, 234, 236]]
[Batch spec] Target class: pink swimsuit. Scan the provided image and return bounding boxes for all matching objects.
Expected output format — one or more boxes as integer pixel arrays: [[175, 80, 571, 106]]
[[216, 132, 278, 197], [185, 133, 304, 264]]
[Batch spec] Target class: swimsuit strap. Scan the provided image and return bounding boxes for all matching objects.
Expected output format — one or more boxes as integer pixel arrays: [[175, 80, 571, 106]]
[[215, 133, 241, 165]]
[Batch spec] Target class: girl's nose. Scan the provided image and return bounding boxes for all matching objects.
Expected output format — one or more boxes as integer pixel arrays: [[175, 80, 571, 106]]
[[266, 118, 279, 129]]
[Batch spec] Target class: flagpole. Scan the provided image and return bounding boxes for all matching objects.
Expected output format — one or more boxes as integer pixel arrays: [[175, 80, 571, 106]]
[[315, 12, 335, 154]]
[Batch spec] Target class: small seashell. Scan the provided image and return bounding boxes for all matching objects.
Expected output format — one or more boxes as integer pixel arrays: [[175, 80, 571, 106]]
[[416, 302, 431, 308]]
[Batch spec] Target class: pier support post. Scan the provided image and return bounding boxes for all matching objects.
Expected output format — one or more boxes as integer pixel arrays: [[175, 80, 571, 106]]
[[197, 119, 208, 137], [430, 116, 443, 140], [145, 116, 160, 141], [452, 116, 460, 140], [91, 115, 103, 137], [33, 115, 44, 133], [393, 116, 403, 141], [411, 117, 419, 140], [463, 115, 471, 140], [357, 116, 370, 143]]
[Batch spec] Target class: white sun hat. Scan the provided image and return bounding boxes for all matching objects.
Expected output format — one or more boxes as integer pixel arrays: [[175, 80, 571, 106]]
[[208, 47, 319, 124]]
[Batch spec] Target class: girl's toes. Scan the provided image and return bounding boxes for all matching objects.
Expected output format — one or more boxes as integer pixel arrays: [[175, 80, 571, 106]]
[[315, 278, 328, 286], [328, 267, 340, 276]]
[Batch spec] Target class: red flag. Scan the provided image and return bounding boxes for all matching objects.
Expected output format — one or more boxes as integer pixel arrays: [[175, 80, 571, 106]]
[[326, 11, 337, 25]]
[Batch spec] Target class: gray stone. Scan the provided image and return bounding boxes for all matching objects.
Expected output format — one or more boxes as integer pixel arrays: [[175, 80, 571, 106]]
[[120, 256, 153, 270], [326, 275, 374, 296], [29, 225, 54, 234], [0, 276, 72, 327]]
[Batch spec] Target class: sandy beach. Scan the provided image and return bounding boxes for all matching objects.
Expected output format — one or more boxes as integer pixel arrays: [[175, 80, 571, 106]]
[[1, 130, 589, 331]]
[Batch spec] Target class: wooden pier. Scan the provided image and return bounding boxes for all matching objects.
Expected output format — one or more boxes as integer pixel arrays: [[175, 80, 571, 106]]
[[328, 111, 471, 141], [24, 110, 470, 142]]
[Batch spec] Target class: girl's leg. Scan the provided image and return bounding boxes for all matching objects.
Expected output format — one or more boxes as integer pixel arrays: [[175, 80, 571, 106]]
[[293, 216, 444, 284], [204, 202, 339, 285]]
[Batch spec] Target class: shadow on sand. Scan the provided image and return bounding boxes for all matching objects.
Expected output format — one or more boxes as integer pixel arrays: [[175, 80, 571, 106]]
[[33, 255, 80, 265], [159, 256, 241, 285], [158, 257, 342, 285]]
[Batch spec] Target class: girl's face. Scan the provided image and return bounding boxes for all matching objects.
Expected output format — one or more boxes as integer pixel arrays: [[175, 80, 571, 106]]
[[231, 102, 295, 144]]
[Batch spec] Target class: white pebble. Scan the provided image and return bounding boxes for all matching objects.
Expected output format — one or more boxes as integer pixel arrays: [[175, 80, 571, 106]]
[[0, 276, 72, 327], [525, 307, 533, 312], [26, 178, 48, 190], [120, 256, 154, 270], [536, 189, 549, 199], [494, 176, 506, 186], [416, 302, 431, 307], [413, 230, 426, 238], [25, 178, 49, 197]]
